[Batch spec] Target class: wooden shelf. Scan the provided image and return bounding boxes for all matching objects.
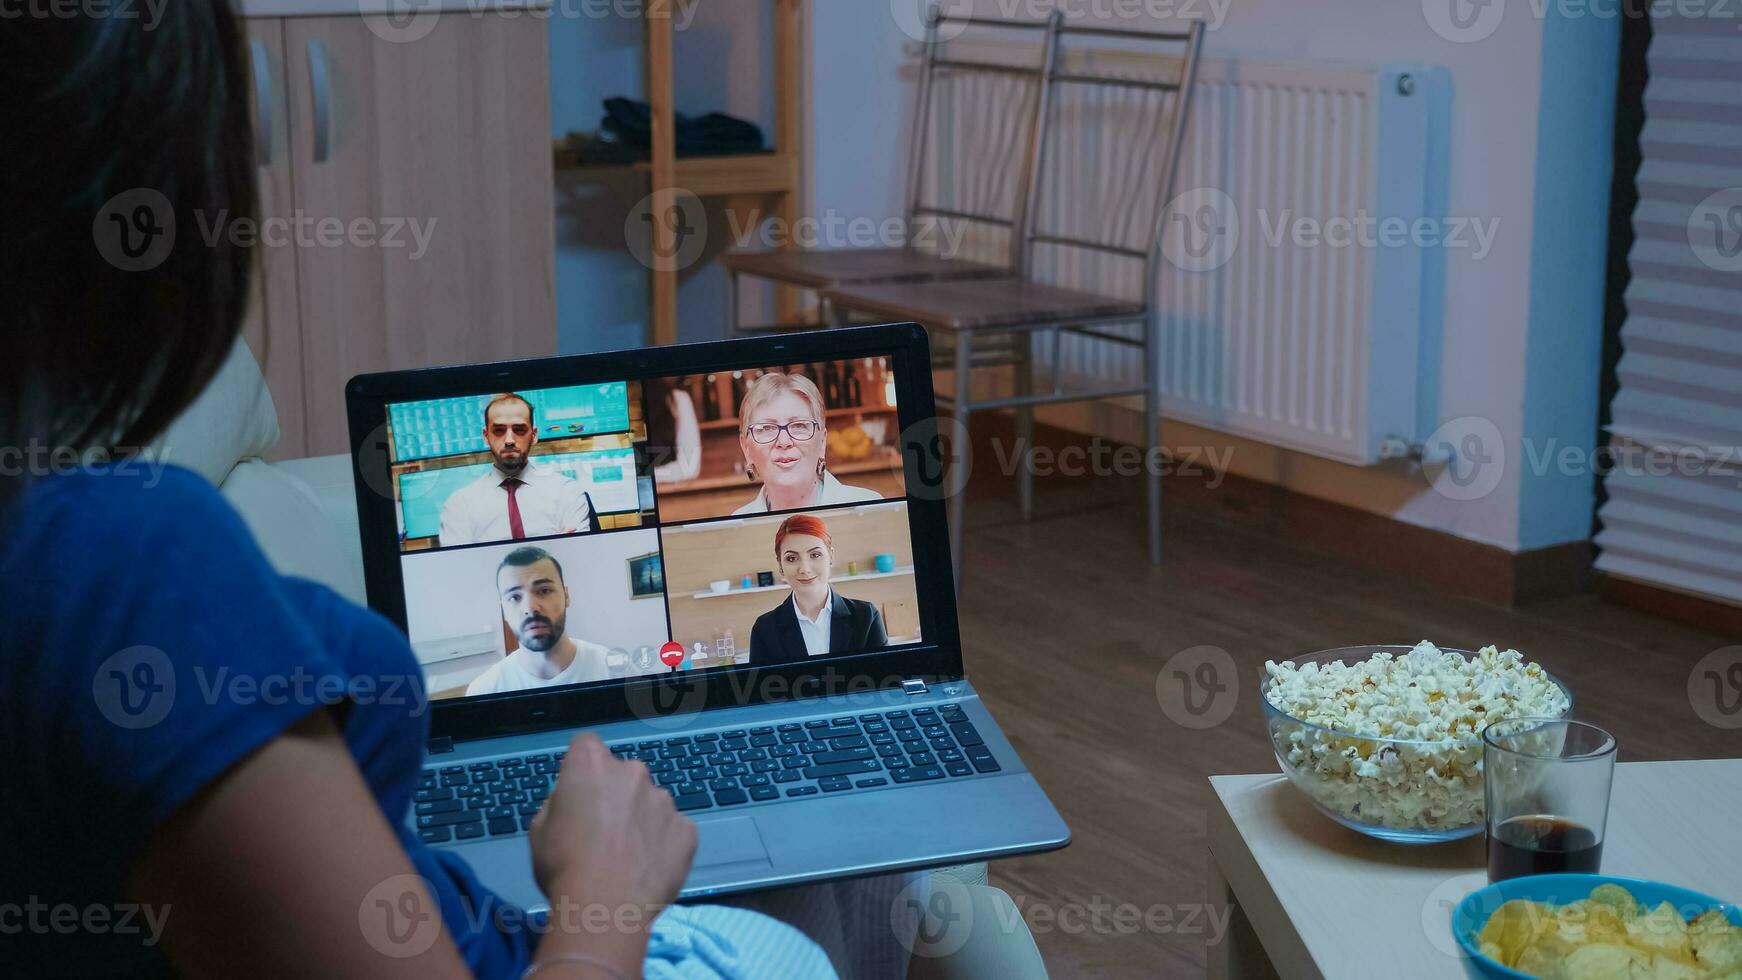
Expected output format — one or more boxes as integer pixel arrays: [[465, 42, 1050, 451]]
[[554, 151, 797, 198], [690, 566, 915, 599], [553, 0, 808, 345]]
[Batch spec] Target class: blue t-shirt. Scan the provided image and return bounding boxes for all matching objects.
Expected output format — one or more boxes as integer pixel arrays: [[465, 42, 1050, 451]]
[[0, 467, 535, 977]]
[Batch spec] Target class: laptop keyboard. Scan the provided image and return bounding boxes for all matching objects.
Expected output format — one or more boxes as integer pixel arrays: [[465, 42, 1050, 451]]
[[412, 703, 1000, 845]]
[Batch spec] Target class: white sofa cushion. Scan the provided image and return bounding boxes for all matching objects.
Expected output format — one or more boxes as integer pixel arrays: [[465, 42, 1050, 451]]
[[219, 459, 367, 605], [272, 452, 367, 602], [152, 338, 279, 487]]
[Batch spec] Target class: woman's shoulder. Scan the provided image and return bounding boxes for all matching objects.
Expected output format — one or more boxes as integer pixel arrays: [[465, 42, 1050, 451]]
[[821, 474, 882, 503], [752, 601, 789, 628], [839, 594, 881, 618], [6, 464, 249, 557]]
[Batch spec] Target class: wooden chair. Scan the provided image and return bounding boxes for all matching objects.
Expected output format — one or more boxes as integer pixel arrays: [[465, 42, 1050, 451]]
[[823, 19, 1207, 587], [721, 10, 1060, 332]]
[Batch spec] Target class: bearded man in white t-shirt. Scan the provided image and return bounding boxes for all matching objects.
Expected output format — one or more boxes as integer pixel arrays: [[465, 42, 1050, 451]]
[[466, 546, 615, 696]]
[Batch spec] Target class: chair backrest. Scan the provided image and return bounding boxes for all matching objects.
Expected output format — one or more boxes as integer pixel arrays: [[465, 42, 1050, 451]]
[[903, 10, 1060, 270], [1019, 19, 1206, 302]]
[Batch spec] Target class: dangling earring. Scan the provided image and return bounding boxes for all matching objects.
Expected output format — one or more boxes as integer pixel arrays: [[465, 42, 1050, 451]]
[[816, 458, 826, 481], [746, 463, 757, 482]]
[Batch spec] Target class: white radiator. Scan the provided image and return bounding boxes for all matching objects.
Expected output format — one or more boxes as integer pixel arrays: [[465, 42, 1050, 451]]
[[945, 52, 1448, 465]]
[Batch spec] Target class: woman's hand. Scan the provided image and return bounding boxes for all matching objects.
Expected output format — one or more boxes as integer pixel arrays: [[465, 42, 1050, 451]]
[[529, 733, 697, 912]]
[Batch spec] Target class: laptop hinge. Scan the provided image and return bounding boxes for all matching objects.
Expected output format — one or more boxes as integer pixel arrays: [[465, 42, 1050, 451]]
[[427, 735, 455, 755], [901, 678, 928, 696]]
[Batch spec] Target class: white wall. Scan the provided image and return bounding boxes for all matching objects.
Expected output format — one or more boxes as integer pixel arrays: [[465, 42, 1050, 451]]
[[401, 528, 669, 656], [809, 0, 1617, 554]]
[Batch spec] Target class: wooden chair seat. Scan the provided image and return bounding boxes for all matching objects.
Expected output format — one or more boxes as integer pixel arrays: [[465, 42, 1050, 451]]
[[822, 277, 1144, 332], [717, 248, 1005, 290]]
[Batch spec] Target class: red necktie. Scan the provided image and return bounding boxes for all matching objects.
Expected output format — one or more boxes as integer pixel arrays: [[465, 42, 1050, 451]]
[[502, 478, 526, 540]]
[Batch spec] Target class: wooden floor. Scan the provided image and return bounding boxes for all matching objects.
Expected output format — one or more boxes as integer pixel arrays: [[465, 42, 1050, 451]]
[[954, 458, 1740, 978]]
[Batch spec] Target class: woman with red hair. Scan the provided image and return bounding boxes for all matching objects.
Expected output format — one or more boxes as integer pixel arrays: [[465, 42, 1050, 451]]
[[748, 514, 888, 665]]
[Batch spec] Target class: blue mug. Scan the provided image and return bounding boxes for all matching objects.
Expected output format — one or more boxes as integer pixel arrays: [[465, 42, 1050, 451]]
[[874, 554, 896, 574]]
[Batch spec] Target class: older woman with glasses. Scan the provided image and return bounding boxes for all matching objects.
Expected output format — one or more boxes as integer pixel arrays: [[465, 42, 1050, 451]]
[[732, 372, 881, 515]]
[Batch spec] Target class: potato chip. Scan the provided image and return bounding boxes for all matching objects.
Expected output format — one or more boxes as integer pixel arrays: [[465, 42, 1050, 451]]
[[1591, 884, 1640, 920], [1484, 899, 1557, 966], [1516, 935, 1577, 978], [1636, 954, 1705, 980], [1475, 885, 1738, 980], [1563, 942, 1646, 980], [1700, 936, 1742, 974], [1627, 903, 1694, 961]]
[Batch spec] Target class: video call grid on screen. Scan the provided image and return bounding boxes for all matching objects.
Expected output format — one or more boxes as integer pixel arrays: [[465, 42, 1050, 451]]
[[381, 356, 922, 701]]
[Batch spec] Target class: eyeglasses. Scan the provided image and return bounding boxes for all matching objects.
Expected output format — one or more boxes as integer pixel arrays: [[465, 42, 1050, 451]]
[[746, 419, 819, 444]]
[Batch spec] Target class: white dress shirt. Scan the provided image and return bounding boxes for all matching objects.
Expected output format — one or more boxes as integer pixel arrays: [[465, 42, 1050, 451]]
[[791, 591, 834, 658], [438, 461, 592, 546], [733, 471, 881, 516], [465, 639, 615, 696]]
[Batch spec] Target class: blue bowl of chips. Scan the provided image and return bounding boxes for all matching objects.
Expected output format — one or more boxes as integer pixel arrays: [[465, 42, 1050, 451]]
[[1452, 873, 1742, 979]]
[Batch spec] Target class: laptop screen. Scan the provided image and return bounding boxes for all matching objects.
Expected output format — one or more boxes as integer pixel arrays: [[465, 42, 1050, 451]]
[[375, 355, 926, 703]]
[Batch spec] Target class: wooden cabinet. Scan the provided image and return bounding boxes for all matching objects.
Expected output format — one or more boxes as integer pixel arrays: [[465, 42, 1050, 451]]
[[243, 12, 555, 457], [243, 17, 309, 456]]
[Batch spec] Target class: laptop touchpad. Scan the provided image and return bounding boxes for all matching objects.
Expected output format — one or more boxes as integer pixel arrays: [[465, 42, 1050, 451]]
[[693, 817, 772, 868]]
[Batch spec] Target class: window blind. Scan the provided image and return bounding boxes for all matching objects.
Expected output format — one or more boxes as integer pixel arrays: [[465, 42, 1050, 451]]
[[1593, 13, 1742, 606]]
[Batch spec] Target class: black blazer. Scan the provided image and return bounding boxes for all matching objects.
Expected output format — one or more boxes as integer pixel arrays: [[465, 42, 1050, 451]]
[[748, 592, 887, 667]]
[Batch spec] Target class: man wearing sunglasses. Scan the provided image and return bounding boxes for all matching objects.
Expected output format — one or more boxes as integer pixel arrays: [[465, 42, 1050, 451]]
[[438, 393, 593, 546]]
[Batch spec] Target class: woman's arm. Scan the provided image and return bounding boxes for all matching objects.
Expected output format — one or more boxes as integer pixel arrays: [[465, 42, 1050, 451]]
[[528, 734, 697, 975], [133, 716, 689, 979], [863, 602, 888, 649], [132, 710, 471, 978], [747, 609, 792, 666], [652, 390, 702, 484]]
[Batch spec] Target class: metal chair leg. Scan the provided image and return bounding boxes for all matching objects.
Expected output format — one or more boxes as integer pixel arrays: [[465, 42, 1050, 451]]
[[1015, 330, 1035, 521], [950, 329, 972, 596], [1143, 315, 1162, 564]]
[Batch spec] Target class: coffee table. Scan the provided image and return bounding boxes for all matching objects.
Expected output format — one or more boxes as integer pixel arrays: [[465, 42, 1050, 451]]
[[1207, 759, 1742, 979]]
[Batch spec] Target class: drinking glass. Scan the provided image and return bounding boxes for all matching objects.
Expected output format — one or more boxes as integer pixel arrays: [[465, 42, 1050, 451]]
[[1482, 718, 1617, 882]]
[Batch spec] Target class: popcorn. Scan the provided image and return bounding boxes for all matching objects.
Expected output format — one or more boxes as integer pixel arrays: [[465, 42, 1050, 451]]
[[1262, 642, 1570, 833]]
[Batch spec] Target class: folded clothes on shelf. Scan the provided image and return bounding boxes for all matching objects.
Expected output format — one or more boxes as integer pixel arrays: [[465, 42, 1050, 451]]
[[567, 96, 766, 162]]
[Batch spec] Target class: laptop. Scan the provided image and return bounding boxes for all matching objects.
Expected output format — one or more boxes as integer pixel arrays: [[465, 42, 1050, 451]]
[[345, 322, 1069, 907]]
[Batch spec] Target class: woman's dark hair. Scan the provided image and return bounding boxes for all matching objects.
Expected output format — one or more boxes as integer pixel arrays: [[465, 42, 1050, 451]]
[[642, 376, 678, 466], [0, 3, 257, 492]]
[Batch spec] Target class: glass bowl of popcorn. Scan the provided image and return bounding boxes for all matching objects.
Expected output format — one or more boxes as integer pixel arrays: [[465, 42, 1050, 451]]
[[1260, 642, 1572, 844]]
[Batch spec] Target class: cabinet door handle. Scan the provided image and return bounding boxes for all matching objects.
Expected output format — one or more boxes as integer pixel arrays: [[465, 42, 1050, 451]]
[[307, 38, 332, 163], [249, 39, 272, 164]]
